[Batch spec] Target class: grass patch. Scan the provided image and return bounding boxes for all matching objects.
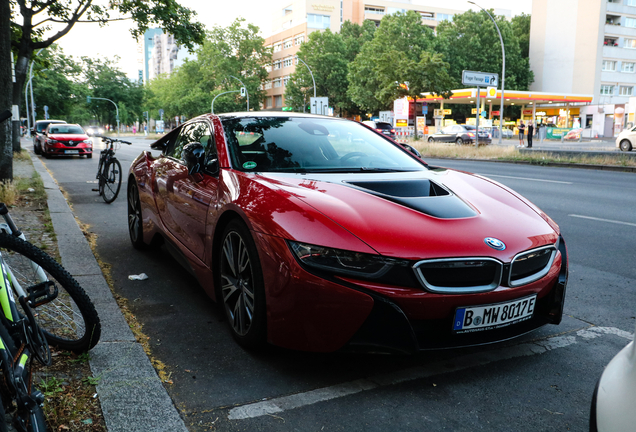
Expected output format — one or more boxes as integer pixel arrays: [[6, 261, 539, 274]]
[[0, 180, 17, 205], [409, 141, 636, 168], [13, 149, 32, 162]]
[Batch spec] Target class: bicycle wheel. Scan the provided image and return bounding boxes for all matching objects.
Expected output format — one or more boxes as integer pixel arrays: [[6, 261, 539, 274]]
[[0, 233, 101, 353], [100, 158, 122, 204]]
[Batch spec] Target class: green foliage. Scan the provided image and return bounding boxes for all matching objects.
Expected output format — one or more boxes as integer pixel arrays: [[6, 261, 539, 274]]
[[285, 21, 375, 115], [435, 9, 533, 91], [146, 18, 271, 118], [348, 10, 452, 121], [512, 13, 531, 59]]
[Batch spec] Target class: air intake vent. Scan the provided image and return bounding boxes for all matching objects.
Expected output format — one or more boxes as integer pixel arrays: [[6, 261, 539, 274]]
[[413, 258, 503, 294], [509, 246, 556, 287]]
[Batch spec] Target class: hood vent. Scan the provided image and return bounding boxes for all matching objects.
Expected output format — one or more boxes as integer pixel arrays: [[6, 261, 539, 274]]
[[345, 179, 477, 219]]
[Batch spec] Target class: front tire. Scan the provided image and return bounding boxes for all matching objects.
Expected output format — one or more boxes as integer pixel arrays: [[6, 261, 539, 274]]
[[620, 139, 633, 152], [0, 233, 101, 352], [100, 159, 122, 204], [218, 220, 266, 349]]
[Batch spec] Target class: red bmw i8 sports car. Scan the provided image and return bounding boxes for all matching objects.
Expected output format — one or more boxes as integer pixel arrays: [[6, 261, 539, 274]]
[[127, 112, 568, 353]]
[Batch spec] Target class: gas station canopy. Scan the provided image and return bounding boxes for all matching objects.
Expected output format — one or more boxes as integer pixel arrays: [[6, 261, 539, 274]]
[[418, 88, 593, 106]]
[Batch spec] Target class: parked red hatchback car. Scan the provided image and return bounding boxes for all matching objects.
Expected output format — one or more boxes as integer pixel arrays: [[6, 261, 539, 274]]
[[42, 124, 93, 158], [127, 112, 568, 353]]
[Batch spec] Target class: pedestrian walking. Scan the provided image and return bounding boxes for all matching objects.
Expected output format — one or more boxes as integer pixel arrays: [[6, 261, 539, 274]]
[[517, 120, 525, 147], [527, 121, 534, 148]]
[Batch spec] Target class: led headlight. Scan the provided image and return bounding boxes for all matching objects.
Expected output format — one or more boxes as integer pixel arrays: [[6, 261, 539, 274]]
[[288, 241, 409, 279], [46, 139, 59, 144]]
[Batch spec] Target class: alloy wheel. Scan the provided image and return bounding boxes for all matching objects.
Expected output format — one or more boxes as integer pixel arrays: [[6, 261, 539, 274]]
[[221, 231, 255, 336]]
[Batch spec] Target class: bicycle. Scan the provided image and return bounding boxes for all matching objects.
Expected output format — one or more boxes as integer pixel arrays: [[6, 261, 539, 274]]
[[94, 136, 131, 204]]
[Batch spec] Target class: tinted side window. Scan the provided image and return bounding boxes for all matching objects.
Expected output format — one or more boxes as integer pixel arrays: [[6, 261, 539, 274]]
[[169, 121, 217, 167], [170, 124, 197, 160]]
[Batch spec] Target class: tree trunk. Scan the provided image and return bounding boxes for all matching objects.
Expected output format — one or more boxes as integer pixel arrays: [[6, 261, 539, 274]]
[[0, 0, 14, 181], [411, 97, 418, 139]]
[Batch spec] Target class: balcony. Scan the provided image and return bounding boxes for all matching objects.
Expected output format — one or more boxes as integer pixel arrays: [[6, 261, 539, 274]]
[[607, 1, 636, 14], [604, 23, 636, 36], [604, 45, 636, 59]]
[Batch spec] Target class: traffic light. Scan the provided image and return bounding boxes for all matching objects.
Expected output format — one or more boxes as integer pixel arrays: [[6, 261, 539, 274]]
[[240, 87, 246, 97]]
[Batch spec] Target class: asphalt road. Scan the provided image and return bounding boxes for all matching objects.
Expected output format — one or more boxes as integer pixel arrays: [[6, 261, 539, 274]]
[[33, 136, 636, 432]]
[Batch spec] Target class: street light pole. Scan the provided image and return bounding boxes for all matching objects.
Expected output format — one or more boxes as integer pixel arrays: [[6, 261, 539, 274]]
[[468, 1, 505, 144], [296, 57, 316, 99], [211, 90, 240, 114], [229, 75, 249, 111], [88, 97, 120, 136], [26, 49, 44, 136]]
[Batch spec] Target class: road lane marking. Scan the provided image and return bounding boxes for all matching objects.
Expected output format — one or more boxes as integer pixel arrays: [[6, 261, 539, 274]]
[[227, 327, 632, 420], [569, 214, 636, 227], [479, 174, 573, 184]]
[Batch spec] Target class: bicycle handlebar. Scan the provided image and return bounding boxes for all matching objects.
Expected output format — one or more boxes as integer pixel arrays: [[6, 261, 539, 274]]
[[101, 136, 132, 145]]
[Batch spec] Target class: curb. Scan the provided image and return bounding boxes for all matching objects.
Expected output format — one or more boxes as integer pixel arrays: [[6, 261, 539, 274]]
[[423, 156, 636, 173], [29, 153, 188, 432]]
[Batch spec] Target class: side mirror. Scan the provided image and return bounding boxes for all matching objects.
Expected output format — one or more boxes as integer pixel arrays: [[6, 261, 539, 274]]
[[183, 142, 205, 175], [400, 143, 422, 158]]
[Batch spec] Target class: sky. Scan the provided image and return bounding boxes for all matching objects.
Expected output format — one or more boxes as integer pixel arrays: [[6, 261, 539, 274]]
[[54, 0, 532, 79]]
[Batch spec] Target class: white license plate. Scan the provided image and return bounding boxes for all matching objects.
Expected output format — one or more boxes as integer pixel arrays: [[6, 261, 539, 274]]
[[64, 150, 79, 154], [452, 295, 537, 334]]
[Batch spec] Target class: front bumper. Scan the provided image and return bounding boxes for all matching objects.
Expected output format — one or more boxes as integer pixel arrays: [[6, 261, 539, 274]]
[[45, 144, 93, 156], [255, 232, 568, 354]]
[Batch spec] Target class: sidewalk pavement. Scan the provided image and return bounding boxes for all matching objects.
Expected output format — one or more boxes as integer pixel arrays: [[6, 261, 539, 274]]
[[28, 152, 188, 432]]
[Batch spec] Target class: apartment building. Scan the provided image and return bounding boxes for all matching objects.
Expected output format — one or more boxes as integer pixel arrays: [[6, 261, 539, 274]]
[[262, 0, 505, 110], [138, 29, 186, 85], [530, 0, 636, 136]]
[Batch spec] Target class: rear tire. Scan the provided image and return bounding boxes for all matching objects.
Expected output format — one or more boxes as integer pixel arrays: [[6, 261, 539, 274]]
[[87, 153, 92, 159], [100, 159, 122, 204], [620, 139, 633, 152], [456, 137, 464, 145], [427, 137, 434, 143], [0, 233, 101, 353], [127, 181, 147, 250]]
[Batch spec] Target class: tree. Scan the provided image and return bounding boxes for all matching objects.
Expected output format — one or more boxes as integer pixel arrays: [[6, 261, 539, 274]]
[[1, 0, 13, 181], [435, 9, 533, 92], [1, 0, 205, 182], [348, 11, 453, 135], [512, 13, 531, 59], [348, 11, 439, 115], [285, 20, 375, 115], [146, 18, 271, 119]]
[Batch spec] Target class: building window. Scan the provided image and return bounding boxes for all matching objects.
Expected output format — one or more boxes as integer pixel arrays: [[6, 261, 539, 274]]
[[437, 13, 453, 22], [283, 75, 290, 86], [274, 78, 282, 88], [294, 34, 304, 45], [419, 11, 435, 20], [273, 60, 282, 70], [624, 38, 636, 48], [307, 13, 331, 29], [623, 62, 635, 72], [283, 38, 293, 49], [274, 43, 282, 52], [602, 60, 617, 71], [264, 81, 272, 90], [600, 85, 615, 95], [620, 86, 634, 96], [364, 6, 384, 14], [627, 18, 636, 28], [275, 95, 283, 107], [628, 0, 636, 6], [283, 57, 293, 68]]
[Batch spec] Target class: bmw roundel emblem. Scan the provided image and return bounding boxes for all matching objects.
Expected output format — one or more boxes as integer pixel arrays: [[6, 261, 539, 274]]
[[484, 237, 506, 251]]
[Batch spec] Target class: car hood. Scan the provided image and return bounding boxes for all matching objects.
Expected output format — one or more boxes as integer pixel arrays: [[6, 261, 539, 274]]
[[256, 168, 558, 261], [48, 134, 89, 140]]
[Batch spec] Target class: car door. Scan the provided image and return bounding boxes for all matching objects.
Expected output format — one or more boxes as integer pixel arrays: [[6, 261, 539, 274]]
[[440, 126, 455, 142], [153, 121, 219, 261]]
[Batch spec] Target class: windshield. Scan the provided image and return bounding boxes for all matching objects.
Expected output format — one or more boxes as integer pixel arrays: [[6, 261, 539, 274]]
[[48, 125, 85, 135], [222, 117, 426, 173], [36, 121, 63, 133]]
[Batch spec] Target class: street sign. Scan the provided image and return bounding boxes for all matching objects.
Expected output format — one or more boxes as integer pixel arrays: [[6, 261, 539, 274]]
[[158, 108, 164, 120], [310, 97, 329, 115], [462, 70, 499, 87]]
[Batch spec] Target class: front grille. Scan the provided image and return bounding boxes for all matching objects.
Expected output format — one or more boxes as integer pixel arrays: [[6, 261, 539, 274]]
[[413, 258, 503, 294], [509, 246, 556, 287], [62, 140, 79, 147]]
